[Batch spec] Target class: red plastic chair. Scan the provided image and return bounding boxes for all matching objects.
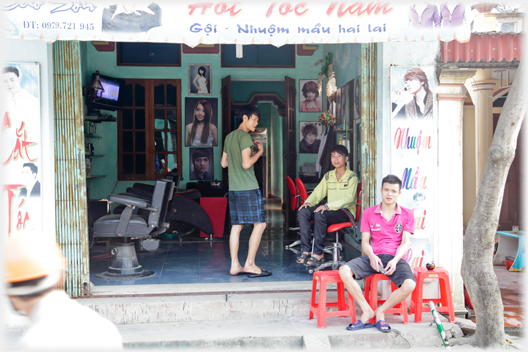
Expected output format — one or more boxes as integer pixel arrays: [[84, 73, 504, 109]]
[[364, 273, 409, 324]]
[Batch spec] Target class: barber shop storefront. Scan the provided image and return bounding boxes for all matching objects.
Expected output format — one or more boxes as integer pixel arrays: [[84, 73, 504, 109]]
[[2, 1, 522, 323]]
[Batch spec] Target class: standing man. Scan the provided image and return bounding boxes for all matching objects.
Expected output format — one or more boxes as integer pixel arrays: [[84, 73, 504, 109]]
[[3, 233, 123, 349], [339, 175, 416, 333], [221, 104, 270, 278], [296, 145, 358, 267]]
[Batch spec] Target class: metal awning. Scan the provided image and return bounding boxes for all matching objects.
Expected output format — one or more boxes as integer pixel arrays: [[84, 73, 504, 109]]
[[440, 34, 524, 63]]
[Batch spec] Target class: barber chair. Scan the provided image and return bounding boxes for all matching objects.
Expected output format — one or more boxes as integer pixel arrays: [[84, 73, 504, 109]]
[[308, 184, 362, 273], [285, 176, 301, 252], [93, 179, 174, 280], [285, 177, 315, 253], [116, 172, 214, 242]]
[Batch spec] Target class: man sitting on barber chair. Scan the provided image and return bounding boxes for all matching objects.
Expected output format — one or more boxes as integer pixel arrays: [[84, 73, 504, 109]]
[[296, 145, 358, 267]]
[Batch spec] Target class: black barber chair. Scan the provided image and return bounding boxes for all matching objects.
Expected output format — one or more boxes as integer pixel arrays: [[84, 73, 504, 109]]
[[121, 174, 214, 241], [93, 179, 174, 280]]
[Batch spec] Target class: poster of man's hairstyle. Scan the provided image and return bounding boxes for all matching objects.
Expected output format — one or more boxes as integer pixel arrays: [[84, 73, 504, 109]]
[[299, 121, 322, 154], [189, 147, 214, 180]]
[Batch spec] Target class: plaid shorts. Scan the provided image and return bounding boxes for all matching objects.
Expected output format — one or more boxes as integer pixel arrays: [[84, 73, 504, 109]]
[[228, 189, 266, 225]]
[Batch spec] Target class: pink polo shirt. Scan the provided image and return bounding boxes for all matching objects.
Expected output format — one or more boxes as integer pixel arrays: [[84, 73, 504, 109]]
[[360, 203, 414, 256]]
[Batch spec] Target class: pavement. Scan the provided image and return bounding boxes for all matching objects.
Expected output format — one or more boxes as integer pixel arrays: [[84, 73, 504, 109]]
[[3, 266, 525, 350]]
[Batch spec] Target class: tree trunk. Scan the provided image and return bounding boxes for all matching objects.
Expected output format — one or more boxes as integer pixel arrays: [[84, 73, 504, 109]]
[[461, 59, 525, 348]]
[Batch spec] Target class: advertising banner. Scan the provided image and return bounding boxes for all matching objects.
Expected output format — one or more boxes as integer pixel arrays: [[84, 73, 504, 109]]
[[1, 62, 42, 237], [390, 65, 435, 269], [3, 1, 474, 46]]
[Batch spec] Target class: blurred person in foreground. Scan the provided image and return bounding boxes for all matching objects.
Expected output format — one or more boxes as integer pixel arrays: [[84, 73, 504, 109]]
[[3, 233, 123, 349]]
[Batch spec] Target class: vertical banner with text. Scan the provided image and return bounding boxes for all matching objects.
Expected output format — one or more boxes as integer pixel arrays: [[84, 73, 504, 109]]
[[390, 65, 435, 269], [1, 62, 42, 237]]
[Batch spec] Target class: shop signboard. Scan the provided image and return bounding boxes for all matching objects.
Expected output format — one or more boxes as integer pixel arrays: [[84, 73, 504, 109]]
[[1, 62, 42, 237], [390, 65, 435, 269], [3, 2, 474, 46]]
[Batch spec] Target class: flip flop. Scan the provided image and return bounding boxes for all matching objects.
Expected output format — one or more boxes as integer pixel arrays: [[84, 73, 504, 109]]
[[247, 269, 272, 278], [232, 272, 252, 276], [346, 320, 375, 331], [296, 253, 310, 264], [304, 256, 325, 267], [375, 320, 392, 333]]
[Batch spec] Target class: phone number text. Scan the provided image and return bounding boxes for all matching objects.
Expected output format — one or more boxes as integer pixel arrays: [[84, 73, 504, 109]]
[[24, 21, 95, 31]]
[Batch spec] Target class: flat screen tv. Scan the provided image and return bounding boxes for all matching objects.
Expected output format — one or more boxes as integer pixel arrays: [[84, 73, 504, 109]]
[[86, 72, 125, 112]]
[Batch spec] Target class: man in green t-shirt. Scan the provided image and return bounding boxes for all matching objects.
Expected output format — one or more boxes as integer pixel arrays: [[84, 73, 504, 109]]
[[221, 105, 271, 278]]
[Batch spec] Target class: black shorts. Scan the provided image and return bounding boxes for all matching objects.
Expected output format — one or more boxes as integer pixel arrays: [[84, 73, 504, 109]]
[[343, 254, 416, 288], [228, 189, 266, 225]]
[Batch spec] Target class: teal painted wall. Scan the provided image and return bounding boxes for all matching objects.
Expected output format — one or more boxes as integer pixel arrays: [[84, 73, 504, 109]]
[[83, 44, 325, 200]]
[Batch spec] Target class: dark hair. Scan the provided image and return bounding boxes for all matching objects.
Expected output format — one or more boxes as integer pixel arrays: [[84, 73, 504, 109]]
[[237, 104, 261, 125], [23, 162, 38, 175], [198, 66, 206, 77], [191, 148, 211, 164], [403, 68, 431, 95], [330, 144, 348, 157], [381, 174, 402, 190], [301, 123, 318, 138], [190, 99, 213, 144], [302, 81, 319, 99], [3, 66, 19, 77]]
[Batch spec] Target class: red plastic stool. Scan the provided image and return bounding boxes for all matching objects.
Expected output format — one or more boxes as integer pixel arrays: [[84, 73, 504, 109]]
[[364, 273, 409, 324], [410, 267, 455, 323], [309, 270, 356, 328]]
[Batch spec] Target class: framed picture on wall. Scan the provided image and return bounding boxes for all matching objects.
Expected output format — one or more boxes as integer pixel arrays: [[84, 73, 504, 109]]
[[184, 97, 218, 147], [299, 79, 322, 112], [188, 63, 212, 96], [189, 147, 214, 180], [299, 121, 322, 154]]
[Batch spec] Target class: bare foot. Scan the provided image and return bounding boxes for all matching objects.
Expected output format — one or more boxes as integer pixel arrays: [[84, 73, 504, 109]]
[[375, 309, 385, 323], [242, 264, 262, 275], [305, 253, 324, 266], [360, 307, 376, 324], [229, 265, 245, 276]]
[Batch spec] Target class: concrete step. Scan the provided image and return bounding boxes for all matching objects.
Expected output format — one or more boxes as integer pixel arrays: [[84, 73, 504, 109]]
[[116, 316, 461, 350], [80, 291, 316, 325], [78, 281, 317, 325]]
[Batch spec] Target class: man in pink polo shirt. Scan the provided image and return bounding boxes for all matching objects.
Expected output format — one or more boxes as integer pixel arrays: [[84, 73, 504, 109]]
[[339, 174, 416, 333]]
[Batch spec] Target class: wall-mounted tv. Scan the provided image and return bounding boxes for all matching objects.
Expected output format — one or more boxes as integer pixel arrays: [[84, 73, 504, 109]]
[[86, 72, 125, 112]]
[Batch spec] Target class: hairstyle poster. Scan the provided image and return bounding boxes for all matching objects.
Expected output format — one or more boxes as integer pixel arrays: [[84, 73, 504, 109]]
[[1, 62, 42, 237], [188, 63, 212, 96], [299, 79, 322, 113], [184, 97, 218, 147], [299, 121, 322, 154], [189, 147, 214, 181], [390, 65, 436, 269]]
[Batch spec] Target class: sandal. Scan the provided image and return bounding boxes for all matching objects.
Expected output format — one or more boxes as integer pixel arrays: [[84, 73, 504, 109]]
[[296, 253, 310, 264], [304, 256, 325, 267]]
